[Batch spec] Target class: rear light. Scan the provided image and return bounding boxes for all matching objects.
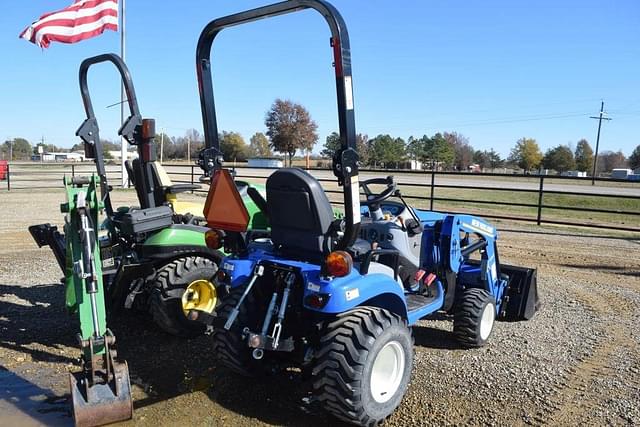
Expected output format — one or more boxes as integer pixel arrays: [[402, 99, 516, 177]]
[[216, 269, 227, 282], [205, 229, 224, 250], [325, 251, 353, 277], [141, 118, 156, 139], [305, 293, 331, 309]]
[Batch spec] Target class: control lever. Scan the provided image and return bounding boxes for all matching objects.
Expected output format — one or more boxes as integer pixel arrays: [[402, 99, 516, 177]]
[[224, 265, 264, 330], [261, 293, 279, 337], [271, 272, 295, 349]]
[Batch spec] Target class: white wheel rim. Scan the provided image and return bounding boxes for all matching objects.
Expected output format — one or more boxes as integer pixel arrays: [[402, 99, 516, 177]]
[[370, 341, 405, 404], [479, 303, 496, 341]]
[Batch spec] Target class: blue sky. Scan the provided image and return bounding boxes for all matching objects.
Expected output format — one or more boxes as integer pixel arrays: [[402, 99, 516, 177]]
[[0, 0, 638, 157]]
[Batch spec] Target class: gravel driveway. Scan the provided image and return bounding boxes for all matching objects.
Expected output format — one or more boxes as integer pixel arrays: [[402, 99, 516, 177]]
[[0, 189, 638, 426]]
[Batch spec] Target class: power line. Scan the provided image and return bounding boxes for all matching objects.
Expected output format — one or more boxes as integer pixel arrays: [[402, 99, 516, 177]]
[[447, 111, 590, 128]]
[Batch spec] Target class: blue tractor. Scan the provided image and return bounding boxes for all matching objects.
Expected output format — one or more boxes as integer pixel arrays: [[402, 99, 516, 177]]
[[192, 1, 539, 425]]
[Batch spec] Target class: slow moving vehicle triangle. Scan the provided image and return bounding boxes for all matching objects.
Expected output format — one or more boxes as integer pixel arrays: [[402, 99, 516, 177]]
[[204, 169, 250, 232]]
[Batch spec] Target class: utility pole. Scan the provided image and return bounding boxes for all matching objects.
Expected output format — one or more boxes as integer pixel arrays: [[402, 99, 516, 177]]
[[160, 128, 164, 164], [120, 0, 128, 187], [590, 100, 612, 185]]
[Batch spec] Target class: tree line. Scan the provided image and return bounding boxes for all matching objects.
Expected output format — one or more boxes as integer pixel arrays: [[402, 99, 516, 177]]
[[3, 98, 639, 175], [322, 133, 637, 174], [507, 138, 631, 174]]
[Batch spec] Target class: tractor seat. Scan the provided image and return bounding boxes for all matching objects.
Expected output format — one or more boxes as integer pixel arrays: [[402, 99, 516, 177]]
[[150, 162, 201, 197], [266, 168, 335, 258]]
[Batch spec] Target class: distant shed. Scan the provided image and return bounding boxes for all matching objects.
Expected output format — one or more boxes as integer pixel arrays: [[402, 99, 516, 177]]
[[561, 171, 587, 177], [248, 157, 283, 168], [611, 169, 633, 180]]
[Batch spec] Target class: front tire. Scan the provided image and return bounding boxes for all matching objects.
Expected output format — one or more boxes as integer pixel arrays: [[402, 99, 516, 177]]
[[453, 288, 496, 347], [149, 256, 218, 337], [313, 307, 413, 426]]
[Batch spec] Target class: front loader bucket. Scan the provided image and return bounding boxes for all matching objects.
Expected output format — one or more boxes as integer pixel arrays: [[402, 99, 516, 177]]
[[499, 264, 540, 321], [69, 360, 133, 427]]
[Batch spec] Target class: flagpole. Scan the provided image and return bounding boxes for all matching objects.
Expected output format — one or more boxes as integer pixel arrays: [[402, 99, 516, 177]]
[[120, 0, 127, 188]]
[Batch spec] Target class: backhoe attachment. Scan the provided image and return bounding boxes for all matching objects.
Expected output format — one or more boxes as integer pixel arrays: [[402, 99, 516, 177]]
[[62, 175, 132, 427]]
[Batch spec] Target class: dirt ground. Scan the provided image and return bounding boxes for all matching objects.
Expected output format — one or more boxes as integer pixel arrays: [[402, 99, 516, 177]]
[[0, 188, 639, 426]]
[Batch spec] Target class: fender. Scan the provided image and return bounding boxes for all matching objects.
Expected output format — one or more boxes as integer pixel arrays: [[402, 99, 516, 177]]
[[140, 224, 223, 264], [220, 256, 409, 319], [143, 224, 208, 246], [305, 272, 408, 319], [220, 258, 256, 287]]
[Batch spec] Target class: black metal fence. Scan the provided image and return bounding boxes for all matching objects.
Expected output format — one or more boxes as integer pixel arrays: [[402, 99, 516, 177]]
[[3, 162, 639, 233], [1, 163, 123, 191], [172, 165, 640, 234]]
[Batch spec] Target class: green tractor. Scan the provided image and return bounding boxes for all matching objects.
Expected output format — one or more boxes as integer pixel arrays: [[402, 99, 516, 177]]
[[27, 53, 271, 426], [29, 54, 267, 338]]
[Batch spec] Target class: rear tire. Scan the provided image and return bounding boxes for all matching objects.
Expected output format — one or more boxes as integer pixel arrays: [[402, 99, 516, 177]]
[[313, 307, 413, 426], [212, 284, 268, 377], [453, 288, 496, 347], [149, 256, 218, 337]]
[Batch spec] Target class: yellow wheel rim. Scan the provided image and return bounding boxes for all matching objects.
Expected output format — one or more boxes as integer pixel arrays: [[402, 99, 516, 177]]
[[181, 279, 217, 316]]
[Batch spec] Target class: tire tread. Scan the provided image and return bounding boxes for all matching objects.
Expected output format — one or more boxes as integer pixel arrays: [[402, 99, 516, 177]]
[[313, 306, 410, 426], [149, 256, 217, 337], [453, 287, 495, 348]]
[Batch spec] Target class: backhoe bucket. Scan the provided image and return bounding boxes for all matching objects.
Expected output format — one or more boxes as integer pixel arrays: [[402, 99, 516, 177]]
[[69, 360, 133, 427]]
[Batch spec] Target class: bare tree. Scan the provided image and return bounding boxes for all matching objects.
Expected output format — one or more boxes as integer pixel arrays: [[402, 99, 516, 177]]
[[444, 131, 473, 171], [597, 150, 627, 173]]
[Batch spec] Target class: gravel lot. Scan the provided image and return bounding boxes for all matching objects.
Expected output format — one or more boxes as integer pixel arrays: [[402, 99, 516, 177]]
[[0, 189, 639, 426]]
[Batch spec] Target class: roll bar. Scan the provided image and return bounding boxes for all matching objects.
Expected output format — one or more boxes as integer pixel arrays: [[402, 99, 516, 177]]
[[196, 0, 360, 249], [76, 53, 143, 216]]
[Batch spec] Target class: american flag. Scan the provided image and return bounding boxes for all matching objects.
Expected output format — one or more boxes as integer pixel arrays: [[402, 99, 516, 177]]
[[20, 0, 118, 48]]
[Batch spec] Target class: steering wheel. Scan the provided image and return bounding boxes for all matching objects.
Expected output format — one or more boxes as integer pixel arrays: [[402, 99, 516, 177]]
[[360, 176, 397, 207]]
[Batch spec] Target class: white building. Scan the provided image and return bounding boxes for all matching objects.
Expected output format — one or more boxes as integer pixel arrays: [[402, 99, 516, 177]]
[[108, 150, 138, 161], [248, 157, 283, 168], [409, 160, 423, 170], [611, 168, 633, 179], [33, 152, 85, 162], [561, 170, 587, 177]]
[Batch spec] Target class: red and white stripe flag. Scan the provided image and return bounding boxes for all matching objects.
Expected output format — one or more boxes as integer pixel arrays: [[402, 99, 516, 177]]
[[20, 0, 118, 48]]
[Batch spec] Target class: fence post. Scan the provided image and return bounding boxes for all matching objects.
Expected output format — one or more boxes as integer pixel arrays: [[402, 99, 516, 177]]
[[536, 176, 544, 225], [71, 164, 75, 178], [429, 171, 435, 211], [6, 163, 10, 191], [191, 165, 195, 193]]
